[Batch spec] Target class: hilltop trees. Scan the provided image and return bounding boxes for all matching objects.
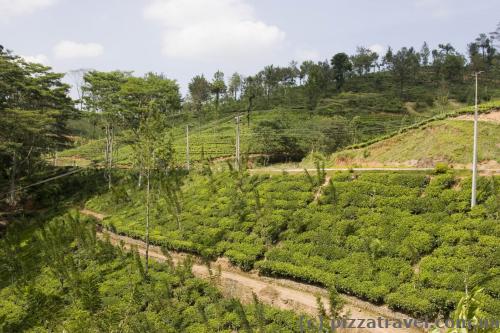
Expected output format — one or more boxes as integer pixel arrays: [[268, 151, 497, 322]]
[[188, 75, 211, 115], [0, 47, 74, 206], [331, 53, 352, 91], [228, 72, 243, 100], [384, 47, 420, 98], [211, 70, 226, 113], [351, 47, 379, 75]]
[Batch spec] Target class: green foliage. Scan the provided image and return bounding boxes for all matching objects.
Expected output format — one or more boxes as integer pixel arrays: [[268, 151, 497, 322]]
[[0, 48, 75, 205], [0, 212, 305, 332], [434, 162, 449, 174]]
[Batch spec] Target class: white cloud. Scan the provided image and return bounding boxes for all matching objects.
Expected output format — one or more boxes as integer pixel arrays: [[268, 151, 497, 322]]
[[369, 44, 385, 55], [53, 40, 103, 59], [143, 0, 285, 62], [414, 0, 451, 18], [0, 0, 57, 20], [20, 54, 49, 65]]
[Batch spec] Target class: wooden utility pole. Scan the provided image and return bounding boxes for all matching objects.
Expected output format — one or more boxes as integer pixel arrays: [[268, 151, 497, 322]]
[[186, 125, 190, 171], [235, 115, 241, 171]]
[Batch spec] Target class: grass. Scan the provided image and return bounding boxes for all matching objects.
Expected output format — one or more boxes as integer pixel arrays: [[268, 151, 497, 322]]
[[330, 119, 500, 167]]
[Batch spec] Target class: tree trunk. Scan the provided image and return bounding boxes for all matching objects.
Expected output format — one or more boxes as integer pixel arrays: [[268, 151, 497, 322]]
[[108, 126, 114, 190], [8, 152, 17, 207], [247, 97, 253, 126], [104, 123, 114, 190], [145, 166, 150, 275], [215, 92, 220, 113]]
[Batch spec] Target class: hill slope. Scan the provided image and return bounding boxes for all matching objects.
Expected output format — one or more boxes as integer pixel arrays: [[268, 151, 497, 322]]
[[330, 111, 500, 169], [58, 100, 431, 166]]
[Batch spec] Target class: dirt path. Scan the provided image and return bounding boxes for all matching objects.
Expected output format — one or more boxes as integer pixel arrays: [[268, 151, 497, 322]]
[[81, 209, 425, 333], [454, 109, 500, 123]]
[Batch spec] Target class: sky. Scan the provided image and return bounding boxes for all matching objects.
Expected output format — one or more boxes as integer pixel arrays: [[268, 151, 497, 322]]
[[1, 0, 499, 95]]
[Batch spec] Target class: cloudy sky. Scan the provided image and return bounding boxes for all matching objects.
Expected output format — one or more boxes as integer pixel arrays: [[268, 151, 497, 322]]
[[1, 0, 499, 94]]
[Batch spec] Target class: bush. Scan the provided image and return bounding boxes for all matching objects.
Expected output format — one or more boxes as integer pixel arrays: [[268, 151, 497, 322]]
[[434, 162, 449, 174]]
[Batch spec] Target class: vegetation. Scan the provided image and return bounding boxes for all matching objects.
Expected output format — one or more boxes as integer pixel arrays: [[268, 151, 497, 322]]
[[330, 115, 500, 167], [86, 169, 500, 320], [1, 21, 500, 333], [0, 212, 305, 332], [0, 46, 74, 207], [53, 26, 500, 166]]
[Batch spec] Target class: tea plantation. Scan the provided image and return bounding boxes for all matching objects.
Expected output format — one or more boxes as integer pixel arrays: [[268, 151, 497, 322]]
[[0, 213, 304, 332], [86, 170, 500, 320]]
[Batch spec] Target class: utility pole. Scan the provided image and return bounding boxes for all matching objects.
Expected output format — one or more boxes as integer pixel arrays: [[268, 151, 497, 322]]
[[471, 71, 483, 208], [235, 115, 241, 170], [186, 125, 190, 171]]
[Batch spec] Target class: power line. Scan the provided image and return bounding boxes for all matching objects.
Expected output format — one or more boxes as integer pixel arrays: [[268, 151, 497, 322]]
[[0, 168, 83, 199]]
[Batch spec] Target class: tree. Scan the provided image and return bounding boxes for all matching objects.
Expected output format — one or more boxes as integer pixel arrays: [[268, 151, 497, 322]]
[[211, 70, 226, 113], [330, 53, 352, 91], [351, 47, 379, 75], [242, 75, 263, 125], [82, 71, 130, 189], [262, 65, 278, 106], [491, 21, 500, 49], [304, 61, 332, 111], [252, 116, 306, 161], [0, 48, 74, 206], [468, 33, 496, 72], [67, 68, 90, 110], [299, 60, 314, 85], [120, 74, 180, 275], [430, 287, 492, 333], [432, 44, 465, 83], [289, 60, 300, 84], [385, 47, 420, 98], [188, 75, 211, 115], [228, 72, 242, 100], [420, 42, 431, 66]]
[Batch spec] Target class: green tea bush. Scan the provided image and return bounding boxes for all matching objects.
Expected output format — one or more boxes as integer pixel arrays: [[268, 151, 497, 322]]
[[86, 170, 500, 320]]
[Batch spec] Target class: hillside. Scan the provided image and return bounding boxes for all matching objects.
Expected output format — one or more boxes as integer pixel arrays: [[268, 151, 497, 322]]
[[83, 170, 500, 320], [56, 95, 475, 168], [329, 110, 500, 169]]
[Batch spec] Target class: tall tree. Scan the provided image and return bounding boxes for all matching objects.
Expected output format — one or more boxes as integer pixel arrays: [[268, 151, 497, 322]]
[[351, 47, 379, 75], [432, 44, 465, 83], [299, 60, 314, 85], [491, 21, 500, 49], [242, 75, 263, 125], [304, 61, 332, 111], [262, 65, 278, 106], [82, 71, 130, 189], [330, 53, 352, 91], [211, 70, 226, 113], [120, 74, 180, 275], [188, 75, 211, 115], [385, 47, 420, 98], [420, 42, 431, 66], [0, 47, 74, 206], [228, 72, 242, 100]]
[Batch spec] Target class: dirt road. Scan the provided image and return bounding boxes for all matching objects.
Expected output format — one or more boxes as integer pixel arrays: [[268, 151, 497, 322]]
[[81, 209, 426, 333]]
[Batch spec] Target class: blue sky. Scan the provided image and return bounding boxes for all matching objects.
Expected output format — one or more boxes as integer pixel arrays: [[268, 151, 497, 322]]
[[1, 0, 499, 94]]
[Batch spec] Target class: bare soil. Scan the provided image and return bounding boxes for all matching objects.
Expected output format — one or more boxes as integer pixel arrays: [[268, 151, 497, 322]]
[[454, 109, 500, 123]]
